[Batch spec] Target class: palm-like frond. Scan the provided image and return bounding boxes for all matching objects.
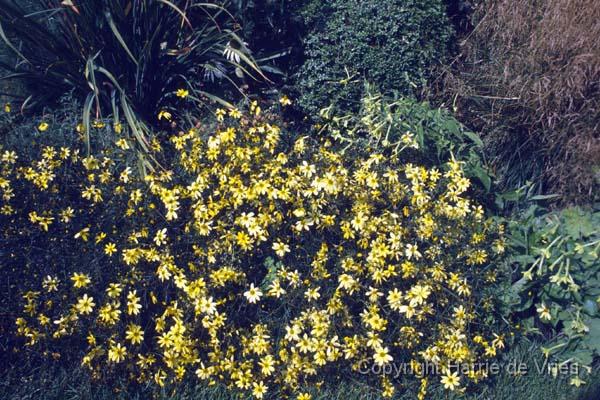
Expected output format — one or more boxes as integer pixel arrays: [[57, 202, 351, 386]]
[[0, 0, 262, 155]]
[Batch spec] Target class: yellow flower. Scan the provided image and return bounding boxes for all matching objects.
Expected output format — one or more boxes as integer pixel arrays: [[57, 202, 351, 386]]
[[4, 103, 11, 113], [405, 243, 422, 260], [279, 95, 292, 106], [75, 294, 95, 315], [154, 228, 167, 246], [108, 342, 127, 363], [244, 283, 263, 304], [87, 332, 96, 346], [304, 287, 320, 301], [74, 227, 90, 242], [536, 302, 552, 321], [373, 346, 393, 366], [42, 275, 59, 292], [125, 324, 144, 345], [441, 370, 460, 391], [106, 283, 123, 298], [38, 122, 49, 132], [259, 355, 276, 376], [228, 107, 242, 119], [408, 284, 431, 306], [71, 272, 91, 288], [115, 138, 130, 150], [215, 108, 226, 122], [176, 88, 189, 98], [127, 290, 142, 315], [272, 241, 290, 257], [252, 381, 268, 399], [158, 110, 172, 121], [297, 393, 311, 400], [104, 242, 117, 256]]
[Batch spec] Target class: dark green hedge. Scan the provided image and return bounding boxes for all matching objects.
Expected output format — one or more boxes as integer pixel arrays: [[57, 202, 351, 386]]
[[294, 0, 454, 114]]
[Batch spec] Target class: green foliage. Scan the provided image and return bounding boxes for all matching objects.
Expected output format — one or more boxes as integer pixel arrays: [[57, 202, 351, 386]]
[[0, 0, 261, 152], [500, 191, 600, 369], [227, 0, 309, 76], [320, 83, 492, 192], [295, 0, 453, 115]]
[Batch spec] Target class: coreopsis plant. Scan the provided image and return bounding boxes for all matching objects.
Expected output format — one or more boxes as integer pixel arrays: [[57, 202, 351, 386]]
[[3, 101, 507, 398]]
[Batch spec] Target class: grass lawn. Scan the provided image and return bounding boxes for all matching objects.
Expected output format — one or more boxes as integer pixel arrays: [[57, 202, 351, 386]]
[[2, 340, 598, 400]]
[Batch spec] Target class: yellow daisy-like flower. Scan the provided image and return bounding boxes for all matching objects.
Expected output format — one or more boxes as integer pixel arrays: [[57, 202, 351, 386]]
[[154, 228, 168, 246], [228, 107, 242, 119], [127, 290, 142, 315], [71, 272, 91, 288], [536, 302, 552, 321], [108, 342, 127, 363], [125, 324, 144, 345], [115, 138, 130, 150], [272, 241, 290, 257], [373, 346, 393, 366], [441, 370, 460, 391], [252, 381, 268, 399], [215, 108, 226, 122], [104, 242, 117, 256], [38, 122, 49, 131], [106, 283, 123, 298], [244, 283, 263, 304], [4, 103, 11, 113], [176, 88, 189, 98], [75, 294, 95, 315]]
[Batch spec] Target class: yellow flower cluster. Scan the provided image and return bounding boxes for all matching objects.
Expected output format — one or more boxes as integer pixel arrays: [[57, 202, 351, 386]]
[[3, 104, 506, 398]]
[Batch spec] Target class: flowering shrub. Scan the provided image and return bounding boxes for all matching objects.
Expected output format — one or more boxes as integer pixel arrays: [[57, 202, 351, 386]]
[[2, 103, 507, 398]]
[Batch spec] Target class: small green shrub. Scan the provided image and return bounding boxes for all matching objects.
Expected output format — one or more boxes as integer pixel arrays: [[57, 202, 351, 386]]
[[500, 193, 600, 372], [295, 0, 453, 115]]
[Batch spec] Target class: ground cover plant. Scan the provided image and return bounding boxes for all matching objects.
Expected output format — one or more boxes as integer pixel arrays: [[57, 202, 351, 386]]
[[2, 101, 509, 398], [1, 0, 599, 398]]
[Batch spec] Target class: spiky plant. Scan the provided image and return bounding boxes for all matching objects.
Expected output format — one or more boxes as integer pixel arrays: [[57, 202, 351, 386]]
[[0, 0, 263, 156]]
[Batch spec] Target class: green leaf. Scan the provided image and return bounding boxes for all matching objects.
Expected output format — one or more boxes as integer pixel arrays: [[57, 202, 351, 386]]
[[470, 164, 491, 192], [583, 318, 600, 353], [529, 194, 560, 201], [105, 11, 138, 66], [462, 130, 484, 147]]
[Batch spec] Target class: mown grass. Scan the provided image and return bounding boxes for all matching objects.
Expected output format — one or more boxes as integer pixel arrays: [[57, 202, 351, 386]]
[[2, 340, 598, 400]]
